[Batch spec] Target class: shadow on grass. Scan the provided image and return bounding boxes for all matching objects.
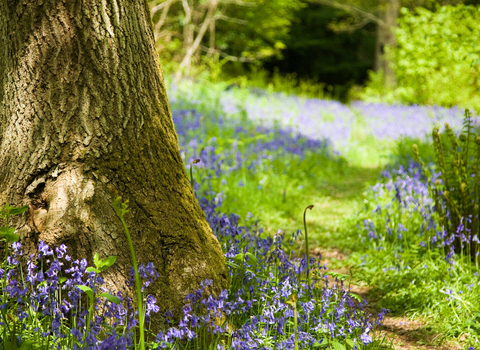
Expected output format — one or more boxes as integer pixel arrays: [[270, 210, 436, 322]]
[[304, 164, 383, 248]]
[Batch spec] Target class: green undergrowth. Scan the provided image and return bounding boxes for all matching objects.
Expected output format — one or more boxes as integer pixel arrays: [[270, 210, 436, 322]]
[[324, 151, 480, 349], [337, 222, 480, 349], [169, 76, 479, 349]]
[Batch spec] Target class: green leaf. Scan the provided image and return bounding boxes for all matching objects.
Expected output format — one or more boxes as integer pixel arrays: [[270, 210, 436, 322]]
[[2, 339, 17, 350], [8, 205, 29, 216], [312, 339, 325, 348], [99, 292, 121, 305], [59, 277, 68, 284], [325, 271, 349, 281], [0, 203, 12, 217], [112, 196, 129, 218], [0, 227, 15, 237], [226, 261, 241, 269], [86, 267, 100, 274], [93, 253, 100, 268], [245, 252, 258, 263], [18, 340, 35, 350], [331, 341, 347, 350], [233, 253, 245, 264], [345, 339, 354, 349], [0, 227, 20, 243], [5, 233, 19, 243], [93, 253, 116, 272], [101, 255, 117, 270], [349, 293, 363, 302], [76, 285, 94, 300], [472, 58, 480, 67]]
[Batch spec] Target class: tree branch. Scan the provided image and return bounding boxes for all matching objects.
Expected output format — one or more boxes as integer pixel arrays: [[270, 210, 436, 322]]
[[220, 0, 256, 6], [214, 14, 248, 25], [150, 0, 176, 16], [330, 16, 373, 32], [200, 45, 256, 62], [305, 0, 386, 27], [175, 0, 219, 81], [152, 0, 177, 40], [208, 18, 215, 55]]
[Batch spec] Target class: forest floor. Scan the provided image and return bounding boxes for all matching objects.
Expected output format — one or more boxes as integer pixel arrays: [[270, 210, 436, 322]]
[[321, 248, 463, 350], [303, 164, 465, 350]]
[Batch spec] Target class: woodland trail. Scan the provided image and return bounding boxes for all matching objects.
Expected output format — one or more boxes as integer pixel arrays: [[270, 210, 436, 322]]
[[306, 164, 464, 350], [321, 248, 463, 350]]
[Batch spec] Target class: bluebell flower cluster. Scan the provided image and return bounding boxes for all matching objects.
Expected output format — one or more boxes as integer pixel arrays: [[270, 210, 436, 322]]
[[168, 80, 477, 156], [0, 240, 140, 349], [172, 109, 335, 180], [0, 205, 383, 349], [360, 161, 480, 269], [351, 102, 475, 141]]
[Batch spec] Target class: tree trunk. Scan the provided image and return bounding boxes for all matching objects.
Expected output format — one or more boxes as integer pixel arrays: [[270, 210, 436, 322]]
[[0, 0, 228, 323], [374, 0, 399, 88]]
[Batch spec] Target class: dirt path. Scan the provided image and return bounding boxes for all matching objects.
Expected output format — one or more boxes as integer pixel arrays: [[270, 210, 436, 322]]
[[264, 156, 471, 349], [296, 162, 466, 350], [320, 249, 464, 350]]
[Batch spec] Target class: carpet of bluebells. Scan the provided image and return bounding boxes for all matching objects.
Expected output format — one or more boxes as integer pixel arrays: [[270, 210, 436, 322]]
[[0, 107, 383, 349], [0, 207, 382, 350], [2, 80, 480, 349]]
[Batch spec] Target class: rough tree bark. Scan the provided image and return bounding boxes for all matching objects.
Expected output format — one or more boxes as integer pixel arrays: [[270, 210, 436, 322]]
[[0, 0, 228, 320]]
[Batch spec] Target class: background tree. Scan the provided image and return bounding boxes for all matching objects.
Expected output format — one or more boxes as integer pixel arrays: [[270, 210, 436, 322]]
[[266, 0, 476, 94], [0, 0, 228, 321], [303, 0, 400, 89]]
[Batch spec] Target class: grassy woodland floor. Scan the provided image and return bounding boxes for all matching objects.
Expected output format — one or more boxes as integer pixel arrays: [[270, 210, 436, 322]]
[[278, 163, 458, 350], [311, 164, 469, 350], [169, 78, 480, 349], [2, 77, 480, 349]]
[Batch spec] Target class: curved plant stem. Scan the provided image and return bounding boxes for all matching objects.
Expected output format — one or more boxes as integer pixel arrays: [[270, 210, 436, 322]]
[[113, 197, 145, 350], [121, 215, 144, 350], [303, 204, 314, 289]]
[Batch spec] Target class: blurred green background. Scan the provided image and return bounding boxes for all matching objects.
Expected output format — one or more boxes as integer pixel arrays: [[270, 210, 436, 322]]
[[150, 0, 480, 108]]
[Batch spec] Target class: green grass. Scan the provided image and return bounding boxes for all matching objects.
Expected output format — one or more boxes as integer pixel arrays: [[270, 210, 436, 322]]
[[169, 75, 479, 349], [191, 120, 386, 248]]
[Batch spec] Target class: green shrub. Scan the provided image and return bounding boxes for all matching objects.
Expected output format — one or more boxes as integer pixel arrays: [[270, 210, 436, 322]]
[[414, 109, 480, 263], [361, 5, 480, 111]]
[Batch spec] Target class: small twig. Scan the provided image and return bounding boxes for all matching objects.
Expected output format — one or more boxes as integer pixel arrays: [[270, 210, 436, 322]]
[[199, 46, 257, 62], [221, 0, 256, 6], [214, 14, 248, 25]]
